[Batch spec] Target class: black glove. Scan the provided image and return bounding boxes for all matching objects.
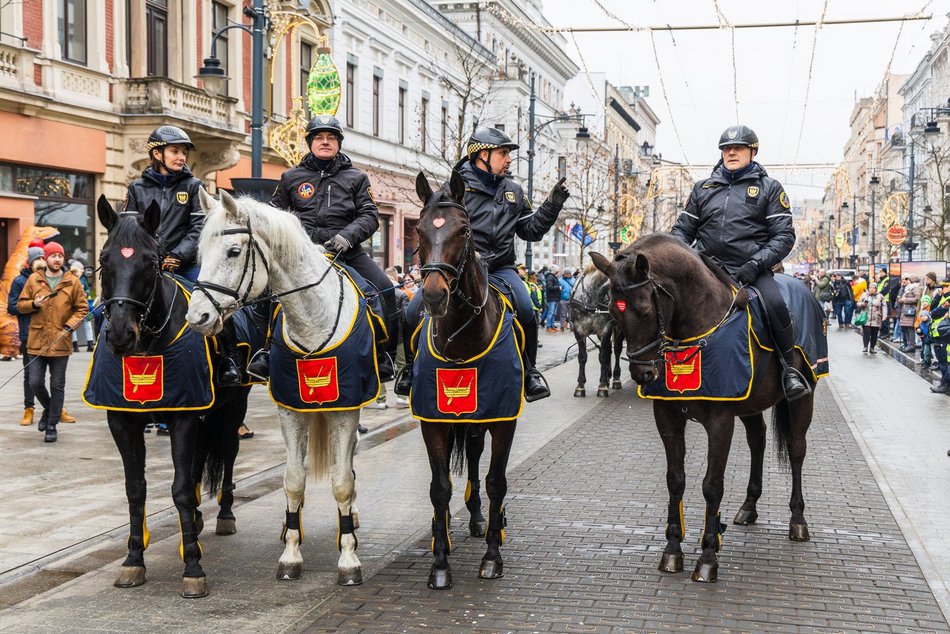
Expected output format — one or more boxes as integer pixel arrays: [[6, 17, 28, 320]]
[[324, 234, 351, 254], [161, 254, 182, 272], [546, 177, 570, 208], [735, 260, 761, 286]]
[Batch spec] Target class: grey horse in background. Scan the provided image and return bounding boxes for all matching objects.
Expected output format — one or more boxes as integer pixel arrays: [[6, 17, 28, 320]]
[[568, 267, 624, 397]]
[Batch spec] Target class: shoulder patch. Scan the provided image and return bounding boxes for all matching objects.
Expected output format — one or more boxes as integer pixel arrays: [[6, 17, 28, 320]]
[[524, 193, 532, 210], [505, 191, 516, 203], [779, 191, 791, 209], [366, 186, 375, 203], [747, 186, 759, 197]]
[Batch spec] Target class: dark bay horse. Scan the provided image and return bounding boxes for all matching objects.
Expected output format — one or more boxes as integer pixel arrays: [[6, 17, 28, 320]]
[[412, 171, 519, 590], [94, 197, 251, 598], [568, 267, 623, 397], [591, 234, 817, 583]]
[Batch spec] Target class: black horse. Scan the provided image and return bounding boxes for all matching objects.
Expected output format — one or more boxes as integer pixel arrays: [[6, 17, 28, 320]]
[[568, 267, 624, 397], [591, 234, 818, 583], [94, 196, 251, 598]]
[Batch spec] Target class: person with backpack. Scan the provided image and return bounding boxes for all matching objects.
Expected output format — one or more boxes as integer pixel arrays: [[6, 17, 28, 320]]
[[544, 266, 562, 332]]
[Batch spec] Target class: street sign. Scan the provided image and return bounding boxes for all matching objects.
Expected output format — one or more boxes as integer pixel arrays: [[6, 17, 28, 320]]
[[835, 232, 845, 248], [620, 225, 637, 243], [886, 225, 907, 245]]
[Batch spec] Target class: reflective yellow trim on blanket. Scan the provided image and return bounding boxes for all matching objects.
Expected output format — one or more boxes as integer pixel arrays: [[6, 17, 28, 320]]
[[279, 276, 360, 357], [425, 291, 507, 364], [328, 254, 389, 342]]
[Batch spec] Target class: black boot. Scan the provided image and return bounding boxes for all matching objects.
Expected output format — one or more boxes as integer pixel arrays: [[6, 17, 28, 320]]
[[217, 322, 243, 387], [524, 367, 551, 402], [377, 350, 395, 382], [930, 382, 950, 394], [394, 362, 413, 396], [780, 349, 810, 402], [246, 348, 270, 381], [44, 424, 57, 443]]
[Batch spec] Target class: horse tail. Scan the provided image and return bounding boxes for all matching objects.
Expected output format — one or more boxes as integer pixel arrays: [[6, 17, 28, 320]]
[[772, 398, 792, 470], [202, 389, 248, 495], [449, 424, 469, 476], [308, 414, 333, 479]]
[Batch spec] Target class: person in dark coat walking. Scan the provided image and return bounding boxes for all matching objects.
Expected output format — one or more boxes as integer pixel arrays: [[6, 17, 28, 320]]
[[671, 124, 808, 401], [8, 245, 45, 426]]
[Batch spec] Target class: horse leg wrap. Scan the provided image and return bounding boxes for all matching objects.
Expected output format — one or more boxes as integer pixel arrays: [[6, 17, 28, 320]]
[[665, 499, 685, 541], [487, 508, 507, 545], [431, 511, 451, 554], [281, 507, 304, 544], [217, 483, 235, 505], [700, 512, 725, 551], [337, 511, 358, 551], [194, 483, 202, 507]]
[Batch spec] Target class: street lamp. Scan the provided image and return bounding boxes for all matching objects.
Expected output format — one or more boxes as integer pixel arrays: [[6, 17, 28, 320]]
[[196, 0, 273, 199], [868, 174, 880, 270], [827, 213, 835, 269], [524, 71, 591, 270]]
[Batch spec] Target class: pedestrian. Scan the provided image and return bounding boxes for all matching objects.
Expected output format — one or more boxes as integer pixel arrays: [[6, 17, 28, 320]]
[[68, 261, 95, 352], [16, 241, 88, 442], [558, 269, 574, 331], [831, 274, 853, 328], [269, 114, 396, 383], [526, 270, 544, 327], [544, 265, 561, 331], [8, 245, 44, 426], [855, 282, 885, 354], [891, 277, 908, 342], [927, 278, 950, 394], [396, 127, 571, 402], [917, 300, 933, 369], [898, 276, 921, 352], [813, 268, 833, 320], [671, 124, 808, 400]]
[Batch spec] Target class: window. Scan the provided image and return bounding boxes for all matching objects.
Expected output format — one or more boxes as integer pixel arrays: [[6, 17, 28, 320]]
[[345, 62, 356, 127], [58, 0, 87, 64], [420, 97, 428, 152], [146, 0, 168, 77], [372, 75, 381, 137], [441, 104, 448, 153], [362, 214, 390, 266], [212, 2, 229, 96], [398, 87, 406, 145], [300, 41, 313, 116]]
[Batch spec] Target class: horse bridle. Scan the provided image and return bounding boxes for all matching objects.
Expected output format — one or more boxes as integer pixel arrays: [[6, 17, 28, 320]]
[[619, 275, 678, 370], [193, 215, 269, 321]]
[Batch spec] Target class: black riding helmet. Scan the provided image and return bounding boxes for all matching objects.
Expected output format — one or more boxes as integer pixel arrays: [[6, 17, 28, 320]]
[[466, 127, 519, 174], [718, 125, 759, 150], [305, 114, 345, 145], [146, 126, 196, 153]]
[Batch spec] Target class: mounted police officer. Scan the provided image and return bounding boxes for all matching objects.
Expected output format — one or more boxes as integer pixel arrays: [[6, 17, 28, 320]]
[[395, 127, 571, 402], [125, 126, 242, 387], [671, 125, 809, 401], [265, 114, 396, 381]]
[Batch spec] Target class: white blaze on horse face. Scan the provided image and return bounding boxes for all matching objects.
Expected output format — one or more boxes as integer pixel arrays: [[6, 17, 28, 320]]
[[432, 218, 445, 228]]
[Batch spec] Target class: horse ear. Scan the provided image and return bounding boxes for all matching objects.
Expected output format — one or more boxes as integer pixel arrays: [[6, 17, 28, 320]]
[[449, 170, 465, 203], [415, 172, 433, 205], [96, 195, 117, 232], [198, 186, 215, 213], [141, 201, 162, 235], [635, 253, 650, 279], [589, 251, 615, 277], [219, 189, 239, 219]]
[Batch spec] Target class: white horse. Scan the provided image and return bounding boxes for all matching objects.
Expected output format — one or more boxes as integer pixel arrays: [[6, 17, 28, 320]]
[[185, 189, 364, 585]]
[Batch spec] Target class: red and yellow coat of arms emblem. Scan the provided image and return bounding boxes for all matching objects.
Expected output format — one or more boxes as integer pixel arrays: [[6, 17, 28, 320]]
[[664, 347, 701, 393], [436, 368, 478, 416], [123, 356, 164, 404], [297, 357, 340, 404]]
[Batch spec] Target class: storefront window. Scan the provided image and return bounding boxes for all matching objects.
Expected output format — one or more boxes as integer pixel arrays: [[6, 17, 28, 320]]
[[362, 214, 390, 267]]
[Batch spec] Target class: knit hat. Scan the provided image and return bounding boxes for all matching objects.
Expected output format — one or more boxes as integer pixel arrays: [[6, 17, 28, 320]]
[[927, 271, 937, 283], [43, 242, 65, 258], [27, 246, 44, 267]]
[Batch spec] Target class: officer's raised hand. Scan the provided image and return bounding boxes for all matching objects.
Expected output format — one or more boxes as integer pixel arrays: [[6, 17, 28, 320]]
[[547, 177, 570, 209], [162, 254, 182, 272], [324, 234, 351, 255], [735, 260, 761, 286]]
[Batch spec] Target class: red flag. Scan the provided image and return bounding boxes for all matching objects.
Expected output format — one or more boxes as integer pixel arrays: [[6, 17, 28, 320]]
[[123, 356, 164, 404], [436, 368, 478, 416], [297, 358, 340, 404]]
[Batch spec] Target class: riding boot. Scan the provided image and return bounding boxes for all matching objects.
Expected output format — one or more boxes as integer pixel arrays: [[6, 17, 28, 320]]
[[772, 321, 810, 402], [376, 350, 395, 382], [520, 311, 549, 402], [217, 321, 242, 387], [246, 345, 270, 381], [393, 337, 414, 397]]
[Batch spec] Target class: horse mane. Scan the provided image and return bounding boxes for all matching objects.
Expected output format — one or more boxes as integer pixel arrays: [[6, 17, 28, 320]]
[[108, 215, 159, 255], [199, 196, 315, 265], [620, 233, 733, 291]]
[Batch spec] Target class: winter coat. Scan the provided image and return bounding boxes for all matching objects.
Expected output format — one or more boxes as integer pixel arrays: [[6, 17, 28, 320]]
[[832, 279, 853, 303], [125, 166, 205, 267], [270, 152, 378, 259], [813, 275, 833, 302], [671, 161, 795, 276], [898, 282, 921, 328], [17, 270, 89, 357], [7, 267, 32, 342], [544, 271, 561, 297], [857, 290, 885, 328], [559, 277, 574, 301], [449, 160, 562, 271]]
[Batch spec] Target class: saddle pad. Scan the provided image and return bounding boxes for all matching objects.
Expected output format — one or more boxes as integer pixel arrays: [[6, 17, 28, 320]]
[[409, 299, 524, 423], [268, 293, 380, 412]]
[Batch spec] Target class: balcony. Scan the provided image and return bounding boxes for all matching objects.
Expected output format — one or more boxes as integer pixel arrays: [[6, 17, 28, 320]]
[[0, 42, 38, 93], [116, 77, 240, 133]]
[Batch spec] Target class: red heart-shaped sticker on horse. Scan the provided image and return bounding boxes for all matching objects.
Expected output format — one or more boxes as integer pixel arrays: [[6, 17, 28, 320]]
[[432, 218, 445, 228], [120, 247, 134, 258]]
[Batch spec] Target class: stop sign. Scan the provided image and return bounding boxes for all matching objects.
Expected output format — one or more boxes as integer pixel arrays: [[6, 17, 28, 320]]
[[886, 225, 907, 245]]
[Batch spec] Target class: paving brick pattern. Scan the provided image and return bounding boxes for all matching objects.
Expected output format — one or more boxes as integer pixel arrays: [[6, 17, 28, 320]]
[[304, 383, 949, 633]]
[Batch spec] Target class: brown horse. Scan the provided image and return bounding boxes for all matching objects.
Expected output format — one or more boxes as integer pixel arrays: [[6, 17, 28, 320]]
[[411, 171, 519, 590], [591, 234, 817, 583]]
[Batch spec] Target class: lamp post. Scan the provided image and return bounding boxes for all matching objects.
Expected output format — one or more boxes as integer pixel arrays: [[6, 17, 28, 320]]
[[868, 174, 880, 271], [524, 71, 591, 270], [197, 0, 273, 200], [608, 144, 621, 252], [827, 214, 835, 269]]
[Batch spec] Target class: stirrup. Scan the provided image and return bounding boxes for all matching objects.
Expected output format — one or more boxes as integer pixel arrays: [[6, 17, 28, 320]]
[[393, 364, 413, 397], [524, 369, 551, 403], [246, 349, 270, 382], [782, 366, 810, 402]]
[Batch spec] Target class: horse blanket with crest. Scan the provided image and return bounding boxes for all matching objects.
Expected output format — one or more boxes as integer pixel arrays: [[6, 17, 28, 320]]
[[409, 293, 524, 423], [639, 273, 828, 401], [268, 286, 381, 412], [83, 279, 215, 412]]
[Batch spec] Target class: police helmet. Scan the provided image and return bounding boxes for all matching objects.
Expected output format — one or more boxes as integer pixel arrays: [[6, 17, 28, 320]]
[[305, 115, 345, 144], [718, 125, 759, 150], [146, 126, 195, 154], [466, 127, 519, 159]]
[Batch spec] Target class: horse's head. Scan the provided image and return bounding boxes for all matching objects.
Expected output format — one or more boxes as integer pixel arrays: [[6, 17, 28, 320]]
[[186, 188, 271, 335], [96, 195, 163, 356], [414, 170, 474, 318], [591, 246, 675, 385]]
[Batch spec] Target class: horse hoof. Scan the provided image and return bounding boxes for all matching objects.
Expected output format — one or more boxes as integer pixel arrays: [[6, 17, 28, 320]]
[[657, 552, 683, 573], [596, 387, 609, 398], [574, 387, 586, 398], [338, 567, 363, 586], [789, 522, 810, 542], [733, 509, 758, 525], [276, 562, 303, 580], [215, 518, 237, 535], [113, 565, 146, 588], [478, 558, 504, 579], [611, 380, 622, 390], [428, 566, 452, 590], [181, 576, 208, 598], [691, 560, 718, 583], [469, 519, 487, 537]]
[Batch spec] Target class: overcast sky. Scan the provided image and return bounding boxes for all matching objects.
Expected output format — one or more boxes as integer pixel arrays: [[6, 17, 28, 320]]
[[541, 0, 950, 199]]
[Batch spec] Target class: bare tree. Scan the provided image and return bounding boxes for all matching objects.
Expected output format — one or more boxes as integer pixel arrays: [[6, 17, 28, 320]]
[[560, 140, 613, 268], [917, 142, 950, 260]]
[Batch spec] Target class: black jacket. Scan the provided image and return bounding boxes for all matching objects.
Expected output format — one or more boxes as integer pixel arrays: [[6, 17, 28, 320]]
[[270, 152, 378, 257], [7, 267, 31, 342], [125, 167, 204, 266], [671, 161, 795, 276], [832, 279, 854, 302], [449, 160, 562, 271]]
